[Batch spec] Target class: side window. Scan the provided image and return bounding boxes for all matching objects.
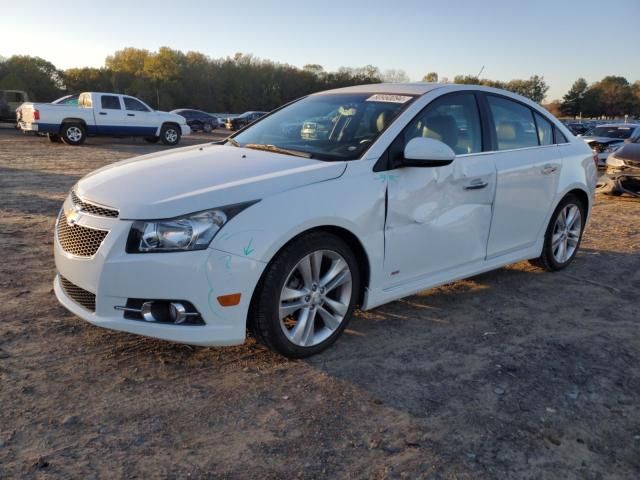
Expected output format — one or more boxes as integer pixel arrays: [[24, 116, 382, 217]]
[[534, 112, 553, 146], [554, 127, 568, 144], [404, 93, 482, 155], [123, 97, 149, 112], [487, 96, 538, 150], [101, 95, 121, 110]]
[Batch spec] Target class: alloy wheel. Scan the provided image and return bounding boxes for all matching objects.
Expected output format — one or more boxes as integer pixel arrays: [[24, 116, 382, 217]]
[[551, 203, 582, 263], [279, 250, 352, 347]]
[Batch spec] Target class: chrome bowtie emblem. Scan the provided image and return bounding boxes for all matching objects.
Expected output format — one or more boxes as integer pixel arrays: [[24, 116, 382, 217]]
[[66, 204, 83, 225]]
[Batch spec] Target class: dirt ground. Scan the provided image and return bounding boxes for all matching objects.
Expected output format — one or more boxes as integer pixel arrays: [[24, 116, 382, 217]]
[[0, 124, 638, 479]]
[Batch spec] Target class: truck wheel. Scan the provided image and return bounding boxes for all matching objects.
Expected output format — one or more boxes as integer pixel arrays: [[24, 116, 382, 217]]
[[47, 133, 61, 143], [144, 136, 159, 143], [160, 124, 181, 146], [60, 123, 86, 146]]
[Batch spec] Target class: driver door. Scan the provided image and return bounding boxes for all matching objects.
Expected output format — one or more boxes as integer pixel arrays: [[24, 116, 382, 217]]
[[384, 92, 497, 287]]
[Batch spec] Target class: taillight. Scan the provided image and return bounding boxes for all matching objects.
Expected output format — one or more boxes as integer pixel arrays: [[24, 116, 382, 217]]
[[33, 109, 40, 121]]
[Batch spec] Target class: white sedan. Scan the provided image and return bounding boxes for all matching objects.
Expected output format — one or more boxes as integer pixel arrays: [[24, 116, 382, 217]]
[[54, 83, 597, 357]]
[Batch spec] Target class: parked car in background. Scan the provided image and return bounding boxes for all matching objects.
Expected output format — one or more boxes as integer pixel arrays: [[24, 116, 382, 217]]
[[565, 122, 591, 135], [17, 92, 190, 146], [0, 89, 28, 122], [171, 109, 218, 133], [597, 141, 640, 197], [53, 83, 595, 358], [225, 111, 267, 130], [580, 123, 640, 167]]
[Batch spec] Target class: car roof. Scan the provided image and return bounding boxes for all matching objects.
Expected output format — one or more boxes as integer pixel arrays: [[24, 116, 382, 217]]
[[316, 82, 444, 96]]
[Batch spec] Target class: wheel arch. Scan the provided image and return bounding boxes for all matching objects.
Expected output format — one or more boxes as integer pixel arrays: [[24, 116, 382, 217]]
[[249, 224, 372, 311], [60, 117, 87, 131]]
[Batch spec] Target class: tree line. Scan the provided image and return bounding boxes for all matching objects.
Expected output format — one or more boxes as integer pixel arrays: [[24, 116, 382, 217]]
[[0, 48, 637, 118]]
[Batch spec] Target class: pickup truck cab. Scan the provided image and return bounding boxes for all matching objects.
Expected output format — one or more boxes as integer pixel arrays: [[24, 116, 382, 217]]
[[17, 92, 190, 146], [0, 89, 28, 122]]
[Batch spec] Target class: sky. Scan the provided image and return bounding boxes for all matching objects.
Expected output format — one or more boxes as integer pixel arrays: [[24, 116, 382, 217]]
[[3, 0, 639, 101]]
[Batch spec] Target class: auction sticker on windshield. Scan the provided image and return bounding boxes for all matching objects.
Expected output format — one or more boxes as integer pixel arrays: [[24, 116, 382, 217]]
[[366, 94, 413, 103]]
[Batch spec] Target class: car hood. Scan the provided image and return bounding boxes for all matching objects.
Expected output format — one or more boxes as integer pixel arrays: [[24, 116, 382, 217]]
[[582, 136, 625, 145], [76, 144, 347, 219]]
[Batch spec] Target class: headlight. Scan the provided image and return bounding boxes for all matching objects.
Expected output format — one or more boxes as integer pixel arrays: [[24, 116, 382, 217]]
[[606, 156, 625, 167], [604, 144, 621, 153], [126, 201, 258, 253]]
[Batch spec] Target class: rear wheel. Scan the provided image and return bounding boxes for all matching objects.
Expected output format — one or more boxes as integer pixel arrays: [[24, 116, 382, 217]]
[[529, 194, 585, 271], [160, 124, 181, 146], [203, 122, 213, 133], [250, 232, 360, 358], [60, 123, 86, 146]]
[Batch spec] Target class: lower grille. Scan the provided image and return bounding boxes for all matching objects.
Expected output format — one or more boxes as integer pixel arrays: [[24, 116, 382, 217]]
[[56, 211, 109, 257], [59, 275, 96, 312]]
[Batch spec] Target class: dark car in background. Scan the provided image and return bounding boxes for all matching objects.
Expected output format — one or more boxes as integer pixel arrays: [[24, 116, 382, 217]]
[[171, 109, 218, 133], [225, 111, 267, 130], [580, 123, 640, 167], [597, 141, 640, 197], [565, 122, 591, 135]]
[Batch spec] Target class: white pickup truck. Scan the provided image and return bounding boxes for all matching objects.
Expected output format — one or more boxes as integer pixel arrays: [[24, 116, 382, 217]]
[[17, 92, 190, 146]]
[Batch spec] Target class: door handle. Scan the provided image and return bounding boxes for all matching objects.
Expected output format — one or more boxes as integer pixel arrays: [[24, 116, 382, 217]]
[[127, 113, 135, 116], [464, 179, 489, 190], [542, 164, 558, 175], [99, 112, 107, 115]]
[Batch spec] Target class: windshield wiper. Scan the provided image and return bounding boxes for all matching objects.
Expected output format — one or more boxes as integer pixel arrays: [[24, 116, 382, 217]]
[[226, 138, 240, 147], [243, 143, 312, 159]]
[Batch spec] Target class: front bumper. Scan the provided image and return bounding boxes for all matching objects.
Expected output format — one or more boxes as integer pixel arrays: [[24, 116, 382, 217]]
[[180, 124, 191, 136], [53, 197, 266, 346], [598, 166, 640, 197]]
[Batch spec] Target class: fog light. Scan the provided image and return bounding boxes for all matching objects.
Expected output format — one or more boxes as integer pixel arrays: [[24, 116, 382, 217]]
[[168, 302, 188, 324]]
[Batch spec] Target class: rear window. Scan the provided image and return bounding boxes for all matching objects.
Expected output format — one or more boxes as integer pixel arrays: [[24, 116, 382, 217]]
[[101, 95, 121, 110], [555, 127, 568, 144], [534, 112, 553, 146], [487, 96, 538, 150], [587, 126, 633, 139]]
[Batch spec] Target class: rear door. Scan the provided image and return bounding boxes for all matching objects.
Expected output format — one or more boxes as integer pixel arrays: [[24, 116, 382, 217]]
[[95, 94, 127, 134], [122, 96, 157, 136], [482, 94, 561, 258]]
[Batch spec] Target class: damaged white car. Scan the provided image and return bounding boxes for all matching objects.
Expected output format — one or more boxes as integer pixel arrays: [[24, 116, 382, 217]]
[[54, 83, 597, 357]]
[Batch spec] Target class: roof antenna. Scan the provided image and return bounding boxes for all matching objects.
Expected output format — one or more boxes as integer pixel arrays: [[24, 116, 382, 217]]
[[476, 65, 485, 79]]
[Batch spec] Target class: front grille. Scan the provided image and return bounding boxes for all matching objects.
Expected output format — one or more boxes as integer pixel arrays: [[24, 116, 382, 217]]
[[70, 190, 119, 218], [56, 211, 109, 257], [59, 275, 96, 311]]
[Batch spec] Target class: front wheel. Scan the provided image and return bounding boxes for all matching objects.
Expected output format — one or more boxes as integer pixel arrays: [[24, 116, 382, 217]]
[[530, 194, 585, 271], [250, 232, 360, 358], [160, 124, 181, 146], [202, 122, 213, 133]]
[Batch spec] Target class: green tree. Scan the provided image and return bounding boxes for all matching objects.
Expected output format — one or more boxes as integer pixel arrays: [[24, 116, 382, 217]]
[[561, 78, 589, 116], [0, 55, 63, 101], [422, 72, 438, 82]]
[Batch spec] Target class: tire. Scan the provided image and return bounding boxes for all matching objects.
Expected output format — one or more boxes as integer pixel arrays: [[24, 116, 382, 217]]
[[47, 133, 61, 143], [144, 136, 159, 143], [529, 194, 586, 271], [160, 124, 181, 146], [60, 123, 86, 146], [202, 122, 213, 133], [249, 231, 361, 358]]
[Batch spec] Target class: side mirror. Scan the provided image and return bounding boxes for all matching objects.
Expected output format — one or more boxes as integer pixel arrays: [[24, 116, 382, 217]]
[[402, 137, 455, 167]]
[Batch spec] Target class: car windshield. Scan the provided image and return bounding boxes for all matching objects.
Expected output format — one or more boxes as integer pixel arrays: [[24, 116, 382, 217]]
[[230, 93, 415, 161], [586, 126, 634, 139]]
